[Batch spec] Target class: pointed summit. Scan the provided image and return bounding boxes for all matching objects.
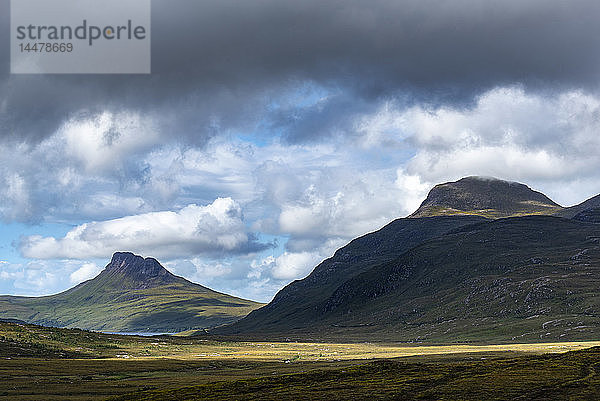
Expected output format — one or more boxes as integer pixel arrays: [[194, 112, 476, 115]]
[[0, 252, 263, 332], [410, 176, 562, 218], [103, 252, 175, 287]]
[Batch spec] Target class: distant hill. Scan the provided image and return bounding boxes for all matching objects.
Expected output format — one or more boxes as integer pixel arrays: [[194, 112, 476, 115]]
[[215, 177, 600, 343], [554, 194, 600, 219], [410, 176, 562, 218], [0, 252, 263, 333]]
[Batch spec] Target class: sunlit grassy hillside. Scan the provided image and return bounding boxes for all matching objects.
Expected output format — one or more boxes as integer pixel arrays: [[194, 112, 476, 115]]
[[0, 252, 263, 332]]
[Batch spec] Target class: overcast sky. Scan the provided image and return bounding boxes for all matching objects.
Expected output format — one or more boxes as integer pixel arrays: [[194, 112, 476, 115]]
[[2, 0, 600, 302]]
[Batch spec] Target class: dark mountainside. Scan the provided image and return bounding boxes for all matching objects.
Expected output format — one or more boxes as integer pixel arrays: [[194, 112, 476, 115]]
[[572, 207, 600, 224], [555, 194, 600, 219], [215, 216, 486, 337], [410, 176, 561, 218], [215, 176, 600, 342], [0, 252, 263, 332]]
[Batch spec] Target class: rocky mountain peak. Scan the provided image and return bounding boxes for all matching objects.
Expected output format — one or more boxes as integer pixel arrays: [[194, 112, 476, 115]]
[[105, 251, 175, 284], [410, 176, 561, 218]]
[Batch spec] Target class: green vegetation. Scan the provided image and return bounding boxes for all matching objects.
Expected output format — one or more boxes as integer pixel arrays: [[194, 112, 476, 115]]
[[555, 194, 600, 218], [0, 253, 263, 332], [314, 216, 600, 342], [407, 176, 599, 220], [108, 347, 600, 400], [217, 215, 486, 338], [410, 176, 562, 218], [212, 177, 600, 343], [218, 214, 600, 343], [0, 282, 261, 333], [409, 204, 562, 219], [2, 321, 600, 400]]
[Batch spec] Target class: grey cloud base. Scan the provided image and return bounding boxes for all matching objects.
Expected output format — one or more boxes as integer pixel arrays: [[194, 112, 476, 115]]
[[2, 0, 600, 144]]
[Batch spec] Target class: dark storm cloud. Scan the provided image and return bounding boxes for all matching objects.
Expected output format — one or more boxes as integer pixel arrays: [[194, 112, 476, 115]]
[[1, 0, 600, 143]]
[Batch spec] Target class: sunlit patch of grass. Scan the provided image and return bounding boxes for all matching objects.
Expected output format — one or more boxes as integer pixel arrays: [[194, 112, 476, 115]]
[[3, 321, 600, 400], [2, 320, 600, 361], [107, 347, 600, 401]]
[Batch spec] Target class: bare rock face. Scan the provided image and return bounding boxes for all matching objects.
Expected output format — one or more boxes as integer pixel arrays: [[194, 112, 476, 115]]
[[410, 176, 561, 218], [102, 252, 176, 288]]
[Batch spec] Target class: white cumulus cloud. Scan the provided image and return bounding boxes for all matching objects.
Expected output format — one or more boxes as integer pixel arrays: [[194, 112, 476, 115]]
[[19, 198, 263, 260], [69, 262, 103, 284], [270, 251, 322, 280]]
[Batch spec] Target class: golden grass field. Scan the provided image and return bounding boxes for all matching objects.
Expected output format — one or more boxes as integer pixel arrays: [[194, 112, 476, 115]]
[[3, 322, 600, 400], [106, 339, 600, 362]]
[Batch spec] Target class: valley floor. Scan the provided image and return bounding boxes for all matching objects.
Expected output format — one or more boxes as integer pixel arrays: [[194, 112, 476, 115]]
[[2, 322, 600, 400]]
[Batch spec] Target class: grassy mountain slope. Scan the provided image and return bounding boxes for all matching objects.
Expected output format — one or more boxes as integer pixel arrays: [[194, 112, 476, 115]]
[[215, 176, 600, 343], [0, 252, 263, 332], [221, 216, 600, 342], [317, 216, 600, 342], [554, 194, 600, 219], [214, 215, 486, 336], [411, 176, 562, 218], [572, 207, 600, 224]]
